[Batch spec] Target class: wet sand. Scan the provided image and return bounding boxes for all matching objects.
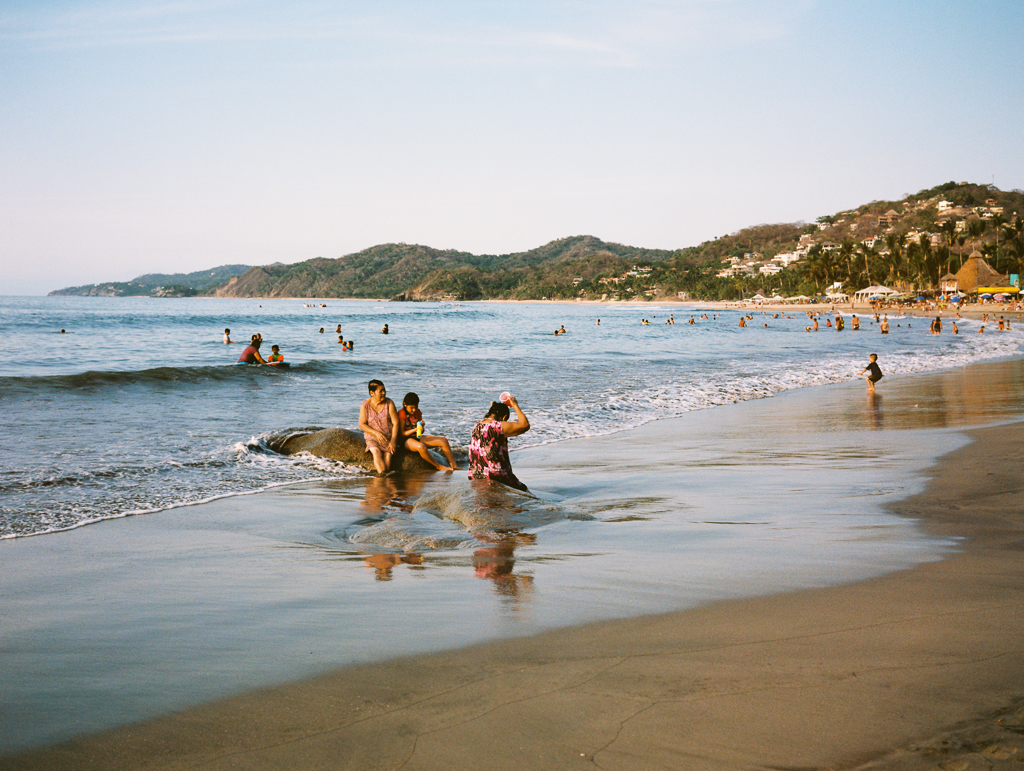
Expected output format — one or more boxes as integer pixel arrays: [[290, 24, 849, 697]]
[[4, 363, 1024, 770]]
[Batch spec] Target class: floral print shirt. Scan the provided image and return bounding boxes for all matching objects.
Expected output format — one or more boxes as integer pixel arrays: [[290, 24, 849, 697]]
[[467, 419, 527, 491]]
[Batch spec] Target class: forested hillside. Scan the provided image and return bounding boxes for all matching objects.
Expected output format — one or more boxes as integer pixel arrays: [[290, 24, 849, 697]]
[[51, 182, 1024, 301]]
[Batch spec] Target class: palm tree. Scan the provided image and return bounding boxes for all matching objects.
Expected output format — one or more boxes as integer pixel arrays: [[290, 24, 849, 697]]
[[884, 232, 907, 286], [990, 213, 1008, 272], [965, 219, 987, 255], [838, 238, 857, 287], [858, 241, 878, 286], [955, 233, 968, 268], [802, 245, 841, 294], [939, 219, 958, 263], [906, 241, 923, 289], [1004, 216, 1024, 285], [915, 235, 937, 289]]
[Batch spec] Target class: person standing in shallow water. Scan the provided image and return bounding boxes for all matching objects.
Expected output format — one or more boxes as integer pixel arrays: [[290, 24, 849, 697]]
[[358, 380, 400, 475], [860, 354, 883, 393], [467, 396, 531, 492]]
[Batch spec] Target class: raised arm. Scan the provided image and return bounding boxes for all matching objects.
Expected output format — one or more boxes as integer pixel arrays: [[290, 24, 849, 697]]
[[501, 396, 531, 437]]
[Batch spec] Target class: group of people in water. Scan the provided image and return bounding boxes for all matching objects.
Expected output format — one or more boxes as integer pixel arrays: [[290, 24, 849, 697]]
[[229, 332, 286, 365], [359, 380, 531, 491], [729, 309, 1017, 336]]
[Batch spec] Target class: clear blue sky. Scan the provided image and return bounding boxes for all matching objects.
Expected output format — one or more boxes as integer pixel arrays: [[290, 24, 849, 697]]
[[2, 0, 1022, 294]]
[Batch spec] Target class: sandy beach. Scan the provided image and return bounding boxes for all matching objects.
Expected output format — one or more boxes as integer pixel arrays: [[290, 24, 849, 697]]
[[4, 360, 1024, 770]]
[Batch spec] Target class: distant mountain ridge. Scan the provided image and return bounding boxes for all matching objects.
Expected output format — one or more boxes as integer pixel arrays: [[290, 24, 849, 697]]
[[49, 264, 255, 297], [48, 181, 1024, 301], [212, 237, 675, 300]]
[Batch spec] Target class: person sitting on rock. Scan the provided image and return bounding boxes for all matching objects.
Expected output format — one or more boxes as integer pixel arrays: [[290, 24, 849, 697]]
[[397, 392, 458, 471]]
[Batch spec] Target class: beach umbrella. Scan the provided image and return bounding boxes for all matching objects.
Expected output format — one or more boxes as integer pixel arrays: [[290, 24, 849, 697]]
[[951, 296, 962, 303], [981, 293, 993, 299]]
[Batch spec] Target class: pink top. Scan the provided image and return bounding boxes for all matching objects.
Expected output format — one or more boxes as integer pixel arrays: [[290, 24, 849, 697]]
[[362, 397, 395, 452]]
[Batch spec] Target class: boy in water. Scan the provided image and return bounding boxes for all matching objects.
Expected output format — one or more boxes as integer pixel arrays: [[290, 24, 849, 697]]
[[398, 392, 458, 471], [267, 345, 284, 365], [860, 353, 883, 393]]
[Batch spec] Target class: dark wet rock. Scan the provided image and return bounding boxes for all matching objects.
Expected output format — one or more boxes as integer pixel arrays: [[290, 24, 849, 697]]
[[267, 427, 437, 473]]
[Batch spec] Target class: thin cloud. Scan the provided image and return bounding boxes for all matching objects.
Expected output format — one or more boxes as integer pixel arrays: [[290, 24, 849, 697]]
[[1, 0, 812, 63]]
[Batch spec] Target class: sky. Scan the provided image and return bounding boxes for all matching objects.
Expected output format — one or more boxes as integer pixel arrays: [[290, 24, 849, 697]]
[[2, 0, 1022, 295]]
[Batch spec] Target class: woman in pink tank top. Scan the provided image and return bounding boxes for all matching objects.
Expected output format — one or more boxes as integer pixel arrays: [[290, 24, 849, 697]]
[[358, 379, 400, 475]]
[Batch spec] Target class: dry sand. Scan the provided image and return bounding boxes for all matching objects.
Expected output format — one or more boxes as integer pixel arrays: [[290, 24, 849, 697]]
[[4, 413, 1024, 769]]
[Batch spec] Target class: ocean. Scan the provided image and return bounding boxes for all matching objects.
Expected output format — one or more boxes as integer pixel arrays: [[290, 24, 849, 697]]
[[4, 296, 1020, 541], [2, 295, 1024, 754]]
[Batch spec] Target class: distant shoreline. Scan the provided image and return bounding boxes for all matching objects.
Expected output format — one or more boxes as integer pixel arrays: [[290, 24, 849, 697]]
[[34, 293, 1024, 321]]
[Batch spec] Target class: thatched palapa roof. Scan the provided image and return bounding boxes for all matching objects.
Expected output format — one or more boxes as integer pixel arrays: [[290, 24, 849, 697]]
[[954, 254, 1006, 294]]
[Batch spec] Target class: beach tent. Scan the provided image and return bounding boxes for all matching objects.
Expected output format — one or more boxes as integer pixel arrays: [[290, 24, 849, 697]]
[[825, 292, 849, 301], [749, 294, 768, 301], [852, 285, 899, 303]]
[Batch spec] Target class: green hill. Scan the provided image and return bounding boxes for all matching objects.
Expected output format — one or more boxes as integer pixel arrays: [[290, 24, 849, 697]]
[[212, 237, 676, 300], [50, 264, 254, 297], [49, 182, 1024, 301]]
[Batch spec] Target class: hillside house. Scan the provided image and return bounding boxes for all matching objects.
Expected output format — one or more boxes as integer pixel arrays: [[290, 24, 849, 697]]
[[772, 252, 801, 266], [877, 209, 900, 228]]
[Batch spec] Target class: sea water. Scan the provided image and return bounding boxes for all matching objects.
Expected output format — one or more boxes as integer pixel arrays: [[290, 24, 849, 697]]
[[3, 296, 1024, 754], [3, 296, 1020, 539]]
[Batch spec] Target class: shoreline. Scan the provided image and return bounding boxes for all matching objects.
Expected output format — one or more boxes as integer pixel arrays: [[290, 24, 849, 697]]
[[4, 365, 1024, 769], [33, 294, 1024, 319]]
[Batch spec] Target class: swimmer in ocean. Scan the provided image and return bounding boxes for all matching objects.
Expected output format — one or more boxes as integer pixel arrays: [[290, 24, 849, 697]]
[[237, 338, 267, 364]]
